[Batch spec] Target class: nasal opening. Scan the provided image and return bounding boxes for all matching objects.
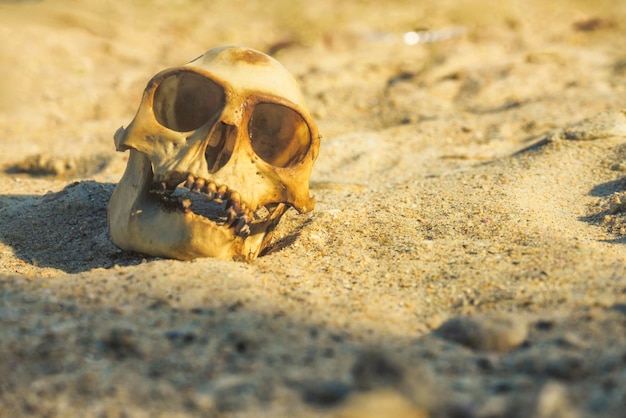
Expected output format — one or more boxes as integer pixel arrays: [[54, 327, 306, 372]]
[[205, 122, 237, 173]]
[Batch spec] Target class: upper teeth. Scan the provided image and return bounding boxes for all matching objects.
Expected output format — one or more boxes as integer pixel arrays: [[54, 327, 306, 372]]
[[152, 173, 253, 238]]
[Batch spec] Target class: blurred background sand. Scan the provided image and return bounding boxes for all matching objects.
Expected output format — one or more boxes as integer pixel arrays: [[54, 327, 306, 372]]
[[1, 0, 626, 416]]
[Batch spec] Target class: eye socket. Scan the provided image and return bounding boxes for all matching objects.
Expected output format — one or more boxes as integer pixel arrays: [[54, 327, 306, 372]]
[[153, 71, 225, 132], [248, 103, 311, 168]]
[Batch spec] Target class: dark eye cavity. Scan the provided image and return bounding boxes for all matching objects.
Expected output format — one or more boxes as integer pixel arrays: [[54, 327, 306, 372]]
[[248, 103, 311, 168], [153, 71, 225, 132]]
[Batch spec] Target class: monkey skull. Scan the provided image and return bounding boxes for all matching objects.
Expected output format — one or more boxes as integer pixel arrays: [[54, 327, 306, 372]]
[[108, 46, 320, 261]]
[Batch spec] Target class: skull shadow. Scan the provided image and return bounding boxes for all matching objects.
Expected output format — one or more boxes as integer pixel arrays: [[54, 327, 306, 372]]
[[0, 181, 146, 274], [0, 179, 310, 273]]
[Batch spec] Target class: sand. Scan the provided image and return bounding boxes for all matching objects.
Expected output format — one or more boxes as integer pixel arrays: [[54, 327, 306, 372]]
[[1, 0, 626, 416]]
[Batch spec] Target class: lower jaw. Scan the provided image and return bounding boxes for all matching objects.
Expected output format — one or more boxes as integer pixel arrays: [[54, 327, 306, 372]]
[[127, 200, 284, 261]]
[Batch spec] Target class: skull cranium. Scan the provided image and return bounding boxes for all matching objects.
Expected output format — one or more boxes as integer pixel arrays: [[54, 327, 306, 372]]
[[108, 46, 320, 261]]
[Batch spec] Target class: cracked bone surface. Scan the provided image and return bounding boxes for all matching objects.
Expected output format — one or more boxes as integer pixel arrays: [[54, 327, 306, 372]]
[[108, 46, 321, 261]]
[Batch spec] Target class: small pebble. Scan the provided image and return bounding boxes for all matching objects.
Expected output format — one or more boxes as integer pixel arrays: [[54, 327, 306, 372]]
[[434, 315, 528, 352], [334, 389, 428, 418], [535, 382, 577, 418]]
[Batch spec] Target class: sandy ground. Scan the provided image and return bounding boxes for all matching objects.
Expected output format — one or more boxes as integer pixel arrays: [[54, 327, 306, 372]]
[[2, 0, 626, 416]]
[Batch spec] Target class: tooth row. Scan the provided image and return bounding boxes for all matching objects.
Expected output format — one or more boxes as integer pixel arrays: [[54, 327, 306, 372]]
[[184, 174, 226, 201], [184, 174, 253, 237]]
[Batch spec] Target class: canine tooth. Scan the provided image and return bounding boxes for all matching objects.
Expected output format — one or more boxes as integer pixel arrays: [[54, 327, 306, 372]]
[[234, 219, 250, 237], [226, 206, 238, 225], [227, 194, 242, 215]]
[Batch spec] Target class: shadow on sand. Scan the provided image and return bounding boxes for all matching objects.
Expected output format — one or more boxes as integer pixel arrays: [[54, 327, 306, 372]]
[[0, 181, 146, 273]]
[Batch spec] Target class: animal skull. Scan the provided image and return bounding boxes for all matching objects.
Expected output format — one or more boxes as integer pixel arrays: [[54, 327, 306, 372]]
[[108, 46, 320, 261]]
